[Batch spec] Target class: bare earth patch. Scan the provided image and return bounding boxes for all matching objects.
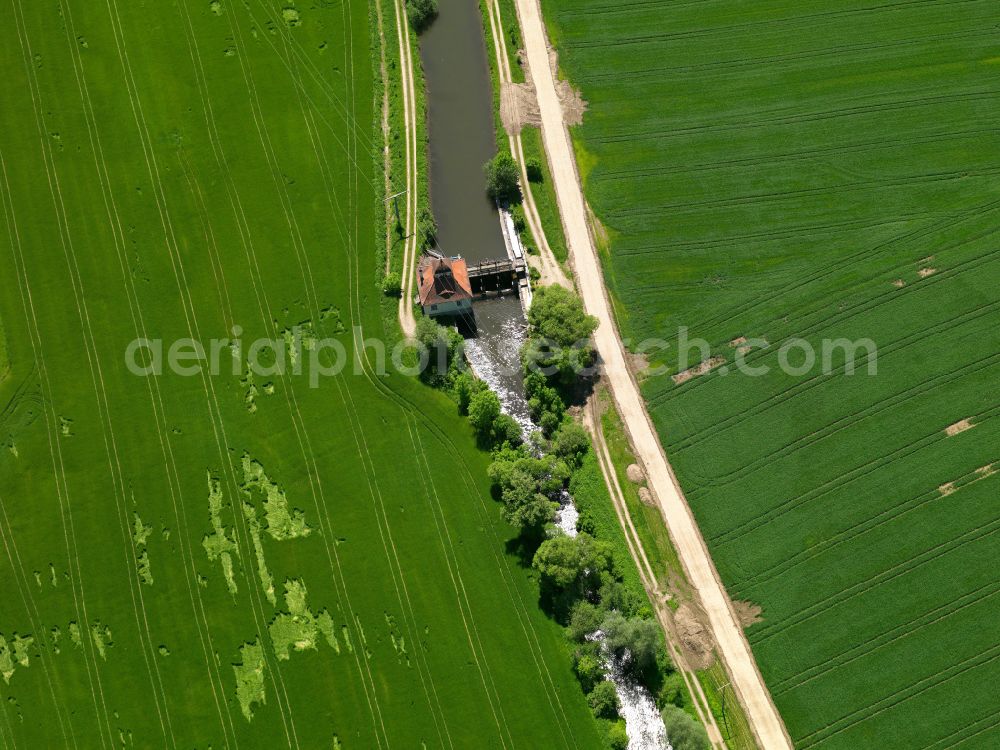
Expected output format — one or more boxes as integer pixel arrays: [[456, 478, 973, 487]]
[[939, 482, 956, 497], [626, 463, 644, 483], [548, 48, 587, 125], [945, 418, 974, 437], [729, 336, 747, 347], [733, 600, 763, 628], [628, 350, 650, 378], [673, 356, 726, 385], [637, 487, 655, 507], [892, 278, 906, 288], [672, 604, 715, 670], [977, 464, 996, 478], [500, 81, 540, 134], [918, 267, 937, 278]]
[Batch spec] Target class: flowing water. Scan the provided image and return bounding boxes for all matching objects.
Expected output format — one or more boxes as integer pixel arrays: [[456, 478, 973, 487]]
[[419, 2, 667, 747]]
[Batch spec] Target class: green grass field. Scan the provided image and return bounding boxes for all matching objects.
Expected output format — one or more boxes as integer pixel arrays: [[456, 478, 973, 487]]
[[0, 1, 604, 747], [540, 0, 1000, 747]]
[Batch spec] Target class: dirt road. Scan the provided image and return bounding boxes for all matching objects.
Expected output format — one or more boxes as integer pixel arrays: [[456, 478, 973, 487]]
[[392, 0, 418, 338], [511, 0, 793, 746]]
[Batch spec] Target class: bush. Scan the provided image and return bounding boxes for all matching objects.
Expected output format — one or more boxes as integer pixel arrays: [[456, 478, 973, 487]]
[[551, 421, 590, 468], [453, 372, 486, 415], [600, 612, 665, 684], [417, 207, 437, 250], [532, 532, 613, 591], [492, 414, 523, 448], [406, 0, 437, 32], [382, 272, 402, 297], [587, 681, 620, 720], [607, 722, 629, 750], [511, 205, 527, 235], [658, 671, 687, 709], [415, 316, 465, 385], [529, 266, 541, 282], [567, 600, 604, 641], [661, 705, 710, 750], [485, 152, 522, 205], [525, 156, 543, 183], [468, 390, 501, 441], [572, 645, 605, 692]]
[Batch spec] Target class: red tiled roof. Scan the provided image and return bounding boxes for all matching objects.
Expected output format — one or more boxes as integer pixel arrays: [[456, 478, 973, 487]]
[[418, 256, 473, 306]]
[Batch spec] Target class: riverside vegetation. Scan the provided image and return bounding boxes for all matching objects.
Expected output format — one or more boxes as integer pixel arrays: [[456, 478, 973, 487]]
[[418, 284, 710, 749]]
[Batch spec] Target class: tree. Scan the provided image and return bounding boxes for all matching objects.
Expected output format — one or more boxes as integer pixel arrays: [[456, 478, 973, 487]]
[[453, 372, 486, 415], [660, 705, 710, 750], [406, 0, 437, 32], [600, 612, 664, 680], [468, 390, 501, 441], [568, 600, 604, 641], [484, 152, 522, 205], [492, 414, 523, 448], [525, 157, 543, 183], [500, 466, 555, 532], [573, 645, 605, 692], [587, 681, 620, 720], [382, 272, 402, 297], [551, 421, 590, 468], [532, 532, 613, 590], [528, 284, 599, 349], [524, 285, 599, 385], [415, 316, 464, 383]]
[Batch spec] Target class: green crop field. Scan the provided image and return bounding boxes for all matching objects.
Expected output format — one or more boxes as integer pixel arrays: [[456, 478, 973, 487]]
[[541, 0, 1000, 747], [0, 1, 603, 747]]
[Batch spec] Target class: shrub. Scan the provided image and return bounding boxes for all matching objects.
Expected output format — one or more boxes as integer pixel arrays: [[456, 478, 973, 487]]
[[587, 681, 620, 720], [511, 205, 527, 235], [572, 646, 605, 693], [551, 421, 590, 468], [658, 670, 687, 709], [525, 156, 543, 183], [406, 0, 437, 33], [382, 272, 402, 297], [567, 600, 604, 641], [453, 372, 486, 415], [607, 722, 629, 750], [492, 414, 523, 448], [529, 265, 541, 282], [600, 612, 665, 684], [532, 532, 613, 591], [485, 152, 522, 205], [417, 207, 437, 250], [468, 390, 501, 440], [660, 705, 710, 750], [415, 316, 464, 384]]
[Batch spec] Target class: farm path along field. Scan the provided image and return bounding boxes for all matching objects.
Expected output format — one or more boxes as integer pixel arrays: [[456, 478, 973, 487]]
[[512, 0, 793, 747], [536, 0, 1000, 747], [0, 0, 604, 747]]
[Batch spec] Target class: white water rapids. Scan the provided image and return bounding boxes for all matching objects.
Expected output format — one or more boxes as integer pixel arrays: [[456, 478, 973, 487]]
[[463, 314, 668, 750]]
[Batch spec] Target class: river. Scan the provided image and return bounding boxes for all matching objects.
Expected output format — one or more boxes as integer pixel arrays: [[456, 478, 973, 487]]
[[417, 2, 668, 747]]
